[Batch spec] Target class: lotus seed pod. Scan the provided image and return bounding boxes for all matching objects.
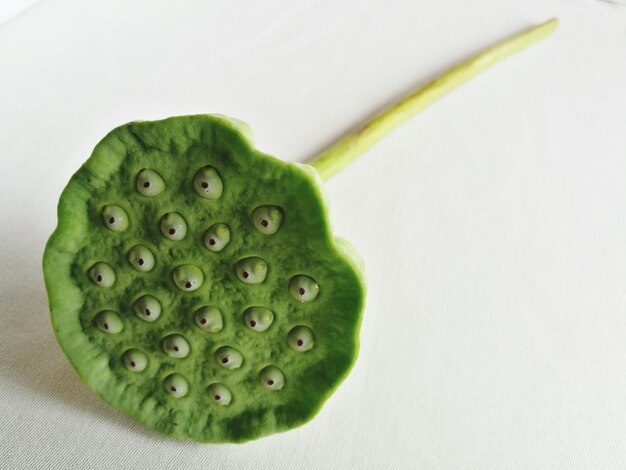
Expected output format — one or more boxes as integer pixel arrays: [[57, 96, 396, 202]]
[[164, 373, 189, 398], [136, 169, 165, 197], [289, 275, 320, 302], [215, 346, 243, 369], [243, 306, 274, 332], [207, 383, 232, 406], [193, 165, 223, 199], [162, 334, 190, 359], [288, 325, 316, 352], [88, 262, 116, 287], [43, 115, 366, 443], [204, 223, 230, 252], [251, 205, 284, 235], [102, 205, 129, 232], [235, 256, 267, 284], [127, 245, 155, 272], [94, 310, 123, 334], [133, 295, 161, 322], [160, 212, 187, 241], [195, 306, 223, 332], [259, 366, 285, 390], [122, 349, 148, 372], [172, 264, 203, 292]]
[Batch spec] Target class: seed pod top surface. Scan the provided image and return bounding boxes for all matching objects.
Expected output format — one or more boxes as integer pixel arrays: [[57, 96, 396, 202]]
[[43, 114, 365, 443]]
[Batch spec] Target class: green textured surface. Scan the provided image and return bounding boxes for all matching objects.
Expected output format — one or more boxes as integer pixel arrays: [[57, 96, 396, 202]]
[[43, 115, 366, 443]]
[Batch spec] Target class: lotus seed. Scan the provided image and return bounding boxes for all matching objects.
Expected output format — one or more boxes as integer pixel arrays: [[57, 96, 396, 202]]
[[163, 373, 189, 398], [207, 383, 232, 406], [162, 334, 190, 359], [172, 265, 204, 292], [235, 257, 267, 284], [160, 212, 187, 241], [128, 245, 155, 272], [288, 275, 320, 302], [195, 306, 223, 332], [94, 310, 123, 334], [88, 262, 116, 287], [251, 205, 284, 235], [204, 223, 231, 252], [102, 205, 129, 232], [133, 295, 162, 322], [243, 306, 274, 332], [122, 349, 148, 372], [193, 166, 223, 199], [215, 346, 243, 369], [288, 325, 316, 352], [259, 366, 285, 391], [136, 169, 165, 197]]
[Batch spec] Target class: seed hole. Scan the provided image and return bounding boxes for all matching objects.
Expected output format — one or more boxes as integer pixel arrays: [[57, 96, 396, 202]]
[[208, 238, 216, 246], [261, 219, 269, 227], [297, 339, 304, 347], [221, 357, 229, 364], [200, 318, 207, 325], [138, 258, 144, 265], [250, 320, 257, 327], [214, 395, 221, 401], [242, 271, 249, 279], [145, 309, 151, 316], [267, 380, 274, 386], [185, 281, 192, 289], [109, 217, 115, 224], [201, 181, 209, 189], [173, 346, 179, 352], [171, 387, 177, 392], [169, 228, 176, 235], [103, 323, 109, 330], [299, 288, 305, 295], [143, 181, 150, 188], [130, 361, 136, 367], [96, 274, 102, 282]]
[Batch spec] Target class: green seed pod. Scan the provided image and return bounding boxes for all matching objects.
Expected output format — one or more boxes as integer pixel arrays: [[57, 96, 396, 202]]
[[88, 262, 116, 287], [215, 346, 243, 369], [162, 334, 190, 359], [94, 310, 123, 334], [136, 169, 165, 197], [243, 306, 274, 332], [195, 306, 223, 332], [251, 205, 284, 235], [102, 205, 129, 232], [288, 325, 316, 352], [128, 245, 155, 272], [193, 166, 223, 199], [133, 295, 161, 322], [160, 212, 187, 241], [204, 223, 230, 252], [288, 275, 320, 302], [164, 373, 189, 398], [235, 257, 267, 284], [122, 349, 148, 372], [259, 366, 285, 391], [207, 383, 232, 406]]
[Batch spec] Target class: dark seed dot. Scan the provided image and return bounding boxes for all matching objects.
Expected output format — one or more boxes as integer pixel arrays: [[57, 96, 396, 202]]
[[242, 271, 249, 279], [201, 181, 209, 189], [143, 181, 150, 188], [200, 318, 207, 325], [173, 346, 179, 352], [221, 357, 229, 364], [145, 309, 151, 316], [185, 281, 192, 289], [103, 323, 109, 330], [214, 395, 221, 401], [138, 258, 144, 265], [169, 228, 176, 235], [96, 274, 102, 282], [209, 238, 216, 246], [297, 339, 304, 347], [261, 219, 269, 227], [130, 361, 136, 367], [267, 380, 274, 386], [171, 387, 177, 392], [299, 288, 305, 295], [250, 320, 257, 327], [109, 217, 115, 224]]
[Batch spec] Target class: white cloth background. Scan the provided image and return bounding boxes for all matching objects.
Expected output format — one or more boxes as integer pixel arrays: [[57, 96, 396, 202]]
[[1, 0, 626, 468]]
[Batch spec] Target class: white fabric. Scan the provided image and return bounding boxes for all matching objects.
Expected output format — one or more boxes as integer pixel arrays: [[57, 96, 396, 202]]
[[1, 0, 626, 468]]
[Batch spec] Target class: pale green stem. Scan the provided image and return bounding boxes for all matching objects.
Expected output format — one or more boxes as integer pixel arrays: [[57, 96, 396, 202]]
[[309, 18, 559, 181]]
